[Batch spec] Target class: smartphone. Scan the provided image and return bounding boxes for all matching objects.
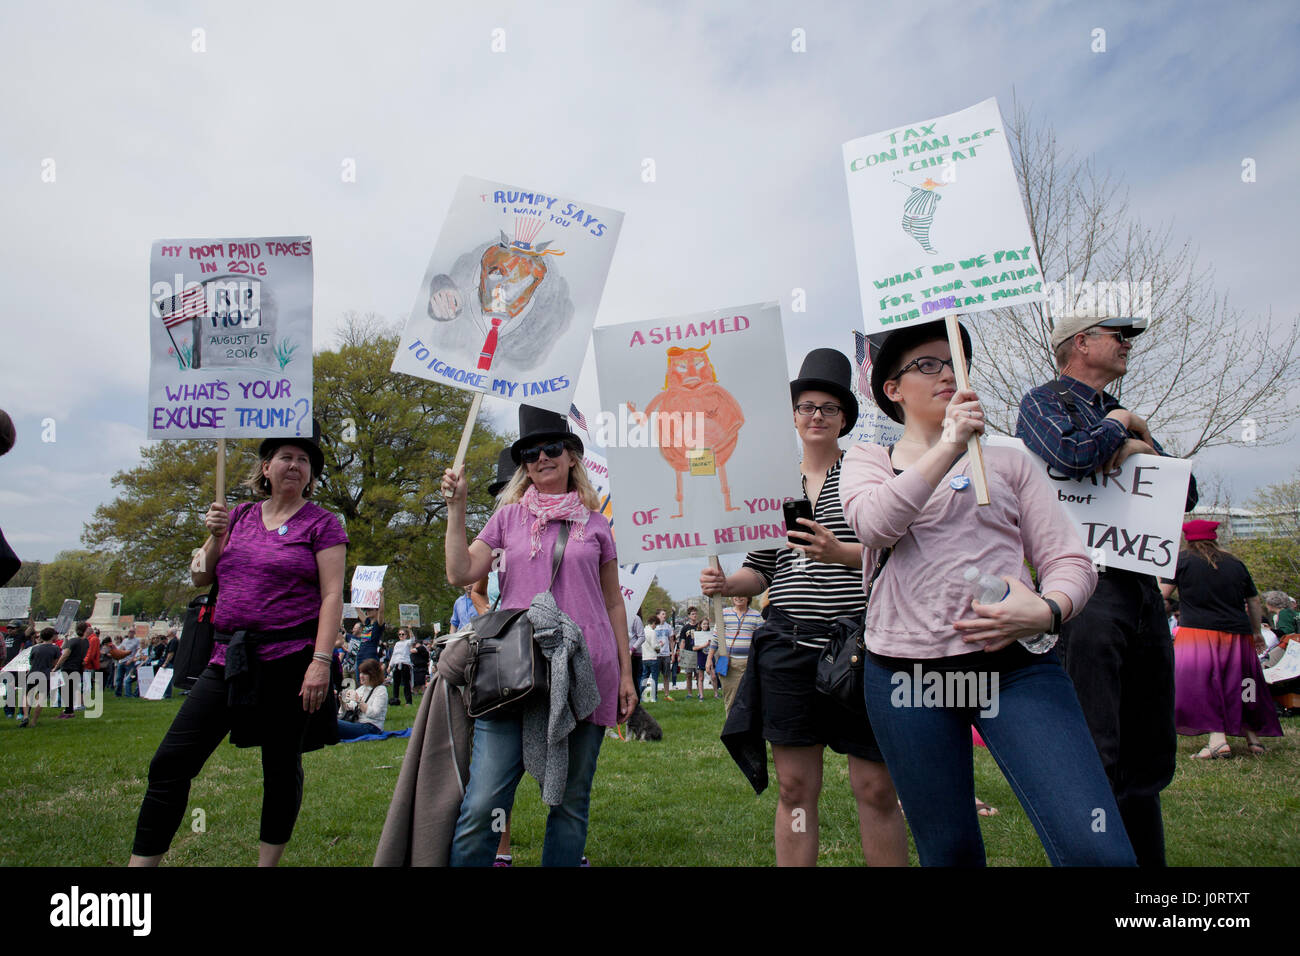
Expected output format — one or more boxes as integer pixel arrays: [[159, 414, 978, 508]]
[[783, 499, 814, 546]]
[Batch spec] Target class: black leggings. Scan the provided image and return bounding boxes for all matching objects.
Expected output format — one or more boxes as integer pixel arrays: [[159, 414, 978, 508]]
[[132, 655, 313, 856], [390, 664, 413, 704]]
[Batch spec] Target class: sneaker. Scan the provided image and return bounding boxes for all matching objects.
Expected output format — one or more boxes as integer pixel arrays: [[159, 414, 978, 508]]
[[17, 718, 28, 728], [58, 713, 75, 719], [664, 695, 675, 701], [580, 856, 591, 867], [493, 854, 513, 867]]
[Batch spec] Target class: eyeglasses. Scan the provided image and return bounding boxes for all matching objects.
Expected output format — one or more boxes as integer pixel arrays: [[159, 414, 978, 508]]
[[521, 441, 568, 464], [794, 402, 843, 419], [1086, 329, 1127, 344], [892, 356, 958, 378]]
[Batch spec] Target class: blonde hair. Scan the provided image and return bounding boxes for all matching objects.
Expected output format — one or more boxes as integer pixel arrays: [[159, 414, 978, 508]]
[[498, 442, 600, 511]]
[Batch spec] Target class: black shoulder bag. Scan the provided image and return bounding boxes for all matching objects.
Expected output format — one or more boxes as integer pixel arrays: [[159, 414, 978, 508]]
[[464, 522, 569, 719], [173, 504, 242, 691], [815, 443, 896, 713]]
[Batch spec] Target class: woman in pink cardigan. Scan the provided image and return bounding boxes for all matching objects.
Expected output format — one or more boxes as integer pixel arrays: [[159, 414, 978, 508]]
[[839, 319, 1134, 866]]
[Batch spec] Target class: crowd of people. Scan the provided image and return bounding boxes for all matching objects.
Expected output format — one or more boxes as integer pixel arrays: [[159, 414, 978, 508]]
[[6, 310, 1292, 870]]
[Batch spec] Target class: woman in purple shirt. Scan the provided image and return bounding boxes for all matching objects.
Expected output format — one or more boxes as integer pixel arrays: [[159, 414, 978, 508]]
[[441, 405, 636, 866], [840, 320, 1133, 866], [129, 425, 347, 866]]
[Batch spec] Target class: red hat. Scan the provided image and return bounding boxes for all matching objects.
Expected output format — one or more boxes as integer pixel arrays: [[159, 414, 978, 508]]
[[1182, 519, 1219, 542]]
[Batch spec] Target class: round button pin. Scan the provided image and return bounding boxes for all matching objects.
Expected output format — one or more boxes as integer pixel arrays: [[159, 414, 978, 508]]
[[277, 525, 289, 536], [950, 475, 971, 491]]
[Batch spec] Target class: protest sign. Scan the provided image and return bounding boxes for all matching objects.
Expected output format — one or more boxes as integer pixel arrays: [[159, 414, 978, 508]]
[[143, 668, 173, 700], [398, 604, 421, 627], [843, 98, 1045, 333], [54, 600, 79, 635], [1264, 643, 1300, 684], [391, 176, 623, 416], [848, 331, 905, 448], [581, 447, 661, 628], [0, 587, 32, 619], [593, 303, 802, 562], [135, 664, 155, 693], [350, 566, 387, 608], [2, 647, 32, 673], [342, 603, 358, 621], [134, 623, 150, 640], [148, 237, 314, 439], [987, 436, 1193, 576]]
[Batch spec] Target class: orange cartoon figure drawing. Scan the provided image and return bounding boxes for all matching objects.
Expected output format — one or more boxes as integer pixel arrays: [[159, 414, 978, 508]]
[[630, 344, 744, 519], [426, 217, 567, 371]]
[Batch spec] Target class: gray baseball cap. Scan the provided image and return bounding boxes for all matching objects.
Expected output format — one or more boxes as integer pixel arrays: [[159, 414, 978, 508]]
[[1050, 315, 1148, 352]]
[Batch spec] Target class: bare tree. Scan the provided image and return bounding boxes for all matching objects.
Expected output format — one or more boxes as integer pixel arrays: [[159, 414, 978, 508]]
[[972, 99, 1300, 457]]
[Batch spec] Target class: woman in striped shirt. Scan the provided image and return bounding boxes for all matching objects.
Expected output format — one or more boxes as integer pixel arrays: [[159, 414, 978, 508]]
[[704, 349, 906, 867]]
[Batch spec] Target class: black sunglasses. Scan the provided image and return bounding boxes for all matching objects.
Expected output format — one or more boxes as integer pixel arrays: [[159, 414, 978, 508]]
[[520, 440, 568, 464]]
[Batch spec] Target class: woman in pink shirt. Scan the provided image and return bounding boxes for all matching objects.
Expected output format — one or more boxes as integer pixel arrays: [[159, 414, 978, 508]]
[[441, 405, 637, 866], [839, 319, 1134, 866]]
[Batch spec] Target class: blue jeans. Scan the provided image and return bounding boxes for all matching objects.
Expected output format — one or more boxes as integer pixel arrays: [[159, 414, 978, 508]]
[[116, 664, 138, 697], [450, 716, 604, 867], [863, 648, 1136, 867], [640, 659, 660, 702], [335, 718, 382, 740]]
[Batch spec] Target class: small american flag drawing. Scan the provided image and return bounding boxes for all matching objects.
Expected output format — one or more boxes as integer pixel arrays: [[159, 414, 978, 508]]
[[157, 284, 207, 330], [568, 403, 588, 433]]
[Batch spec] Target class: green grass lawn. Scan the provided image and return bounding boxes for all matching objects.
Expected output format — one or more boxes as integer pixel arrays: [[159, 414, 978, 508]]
[[2, 687, 1296, 866]]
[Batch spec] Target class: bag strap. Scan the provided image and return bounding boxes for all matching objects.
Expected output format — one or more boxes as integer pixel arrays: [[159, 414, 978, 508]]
[[485, 518, 571, 613], [1047, 380, 1091, 433]]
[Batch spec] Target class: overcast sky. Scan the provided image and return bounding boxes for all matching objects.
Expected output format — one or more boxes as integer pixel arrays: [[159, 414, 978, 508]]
[[2, 0, 1297, 600]]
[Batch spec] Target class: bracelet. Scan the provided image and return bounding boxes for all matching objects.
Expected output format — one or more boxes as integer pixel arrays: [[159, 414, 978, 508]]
[[311, 652, 332, 665]]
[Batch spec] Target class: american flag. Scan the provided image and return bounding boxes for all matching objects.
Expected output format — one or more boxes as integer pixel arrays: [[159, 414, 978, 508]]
[[853, 329, 870, 371], [157, 285, 207, 329], [568, 403, 588, 433]]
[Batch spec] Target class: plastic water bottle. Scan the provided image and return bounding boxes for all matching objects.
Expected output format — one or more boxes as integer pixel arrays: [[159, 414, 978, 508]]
[[963, 566, 1057, 654]]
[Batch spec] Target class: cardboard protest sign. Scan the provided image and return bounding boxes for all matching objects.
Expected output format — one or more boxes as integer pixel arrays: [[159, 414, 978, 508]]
[[135, 664, 155, 692], [134, 623, 150, 640], [1264, 643, 1300, 684], [843, 98, 1045, 333], [398, 604, 421, 627], [392, 176, 623, 414], [593, 303, 802, 561], [342, 603, 358, 621], [143, 668, 173, 700], [581, 447, 659, 627], [54, 600, 80, 635], [148, 237, 314, 438], [1, 647, 32, 673], [0, 587, 32, 619], [848, 331, 905, 448], [987, 436, 1192, 576], [350, 566, 387, 608]]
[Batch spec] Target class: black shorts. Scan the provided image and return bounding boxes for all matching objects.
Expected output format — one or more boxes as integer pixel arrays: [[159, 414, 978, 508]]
[[753, 608, 882, 762]]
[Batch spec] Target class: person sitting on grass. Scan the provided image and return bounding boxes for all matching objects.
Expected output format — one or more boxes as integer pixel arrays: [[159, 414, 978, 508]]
[[337, 658, 389, 739]]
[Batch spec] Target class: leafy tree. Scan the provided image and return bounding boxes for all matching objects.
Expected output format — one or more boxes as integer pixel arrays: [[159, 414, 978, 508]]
[[84, 313, 511, 622], [638, 579, 674, 620], [38, 550, 113, 617]]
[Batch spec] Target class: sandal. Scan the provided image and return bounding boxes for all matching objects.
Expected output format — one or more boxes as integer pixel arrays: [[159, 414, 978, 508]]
[[1248, 743, 1266, 756], [975, 798, 999, 817], [1191, 743, 1233, 759]]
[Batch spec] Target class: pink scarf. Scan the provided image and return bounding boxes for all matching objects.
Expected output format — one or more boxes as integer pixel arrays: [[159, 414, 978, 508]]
[[521, 484, 589, 558]]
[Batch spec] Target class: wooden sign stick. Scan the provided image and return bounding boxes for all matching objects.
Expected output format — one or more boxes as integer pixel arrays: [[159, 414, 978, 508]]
[[709, 555, 728, 658], [444, 390, 485, 499], [215, 437, 227, 507], [945, 314, 990, 506]]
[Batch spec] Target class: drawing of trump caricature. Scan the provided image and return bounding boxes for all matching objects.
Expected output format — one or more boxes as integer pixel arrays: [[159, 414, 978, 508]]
[[425, 216, 576, 371]]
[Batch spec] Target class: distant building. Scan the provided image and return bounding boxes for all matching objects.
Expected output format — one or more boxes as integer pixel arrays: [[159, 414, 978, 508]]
[[1188, 506, 1298, 541]]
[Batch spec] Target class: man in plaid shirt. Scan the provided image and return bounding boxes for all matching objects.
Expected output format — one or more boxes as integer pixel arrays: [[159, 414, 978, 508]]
[[1016, 314, 1198, 867]]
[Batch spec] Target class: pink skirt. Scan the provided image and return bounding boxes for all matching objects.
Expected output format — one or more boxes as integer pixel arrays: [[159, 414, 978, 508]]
[[1173, 627, 1282, 737]]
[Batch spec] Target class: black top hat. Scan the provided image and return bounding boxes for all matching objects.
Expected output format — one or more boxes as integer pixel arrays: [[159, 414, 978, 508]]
[[868, 320, 973, 424], [789, 348, 858, 437], [487, 447, 518, 497], [258, 418, 325, 479], [510, 405, 583, 464]]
